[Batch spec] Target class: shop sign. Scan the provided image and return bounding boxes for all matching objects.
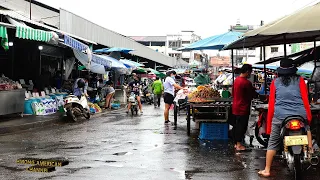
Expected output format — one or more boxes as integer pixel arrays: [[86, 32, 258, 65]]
[[64, 35, 88, 51], [173, 65, 189, 69], [16, 158, 69, 167], [15, 26, 52, 42], [92, 55, 112, 67], [27, 166, 55, 173]]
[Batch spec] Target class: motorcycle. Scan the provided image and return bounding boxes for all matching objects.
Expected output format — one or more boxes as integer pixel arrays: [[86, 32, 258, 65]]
[[281, 116, 318, 180], [128, 92, 138, 116], [142, 86, 153, 105], [250, 101, 270, 147], [64, 94, 90, 122]]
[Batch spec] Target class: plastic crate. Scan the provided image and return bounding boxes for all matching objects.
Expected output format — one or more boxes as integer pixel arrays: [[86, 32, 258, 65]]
[[199, 122, 229, 140]]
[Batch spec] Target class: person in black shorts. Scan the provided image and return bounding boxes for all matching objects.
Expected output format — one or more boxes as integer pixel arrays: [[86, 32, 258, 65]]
[[127, 74, 143, 114], [163, 71, 183, 124]]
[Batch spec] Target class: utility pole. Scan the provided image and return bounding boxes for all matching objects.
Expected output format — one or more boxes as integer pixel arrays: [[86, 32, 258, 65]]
[[29, 0, 32, 20]]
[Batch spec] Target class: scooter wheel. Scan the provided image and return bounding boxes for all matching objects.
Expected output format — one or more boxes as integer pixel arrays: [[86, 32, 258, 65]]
[[84, 112, 90, 119], [255, 122, 269, 147], [67, 110, 77, 122]]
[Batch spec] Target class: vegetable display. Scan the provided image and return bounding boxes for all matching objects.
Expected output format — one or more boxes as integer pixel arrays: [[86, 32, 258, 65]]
[[188, 85, 220, 102]]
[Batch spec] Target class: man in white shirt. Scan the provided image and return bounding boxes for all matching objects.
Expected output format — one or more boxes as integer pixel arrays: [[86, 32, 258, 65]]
[[163, 71, 183, 124]]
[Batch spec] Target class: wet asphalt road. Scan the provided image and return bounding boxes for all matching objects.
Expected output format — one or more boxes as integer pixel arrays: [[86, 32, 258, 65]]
[[0, 105, 319, 180]]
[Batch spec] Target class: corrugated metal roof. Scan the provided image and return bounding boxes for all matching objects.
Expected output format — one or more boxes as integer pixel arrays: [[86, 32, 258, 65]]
[[130, 36, 166, 42], [0, 9, 97, 45], [59, 9, 177, 67], [0, 0, 59, 28]]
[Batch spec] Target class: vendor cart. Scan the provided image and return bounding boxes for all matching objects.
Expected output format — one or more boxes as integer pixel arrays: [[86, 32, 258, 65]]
[[173, 99, 188, 126], [186, 98, 232, 135]]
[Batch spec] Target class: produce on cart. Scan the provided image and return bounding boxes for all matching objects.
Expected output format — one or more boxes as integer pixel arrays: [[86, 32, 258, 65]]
[[188, 85, 221, 102]]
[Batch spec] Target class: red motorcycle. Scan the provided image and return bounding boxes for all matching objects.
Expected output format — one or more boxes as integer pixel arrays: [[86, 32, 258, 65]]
[[252, 102, 270, 147]]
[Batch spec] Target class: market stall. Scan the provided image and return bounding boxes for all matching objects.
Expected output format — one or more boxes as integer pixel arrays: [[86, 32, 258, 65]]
[[223, 2, 320, 146]]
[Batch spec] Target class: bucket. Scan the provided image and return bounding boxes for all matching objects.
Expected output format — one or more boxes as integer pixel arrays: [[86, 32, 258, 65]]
[[24, 99, 35, 115]]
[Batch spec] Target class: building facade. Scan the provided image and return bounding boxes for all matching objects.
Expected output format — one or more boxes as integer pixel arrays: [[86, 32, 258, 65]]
[[130, 31, 201, 64]]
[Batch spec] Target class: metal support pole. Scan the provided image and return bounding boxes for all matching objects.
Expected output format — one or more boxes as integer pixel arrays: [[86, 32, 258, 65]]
[[29, 0, 32, 20], [231, 49, 234, 92], [314, 41, 317, 100], [263, 46, 267, 94], [284, 35, 287, 58]]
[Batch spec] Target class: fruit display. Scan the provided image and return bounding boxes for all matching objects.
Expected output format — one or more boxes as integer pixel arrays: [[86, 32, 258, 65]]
[[188, 85, 220, 102], [0, 75, 20, 91]]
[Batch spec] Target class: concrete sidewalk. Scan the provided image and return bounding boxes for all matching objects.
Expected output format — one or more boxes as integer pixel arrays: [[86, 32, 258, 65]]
[[0, 109, 119, 135]]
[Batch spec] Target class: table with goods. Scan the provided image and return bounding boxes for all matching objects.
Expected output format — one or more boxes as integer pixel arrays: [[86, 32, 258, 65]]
[[0, 75, 25, 116], [186, 85, 232, 137]]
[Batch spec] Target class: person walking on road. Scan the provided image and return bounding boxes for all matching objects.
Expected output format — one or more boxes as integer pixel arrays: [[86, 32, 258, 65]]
[[232, 64, 258, 151], [163, 71, 183, 124], [152, 77, 163, 108]]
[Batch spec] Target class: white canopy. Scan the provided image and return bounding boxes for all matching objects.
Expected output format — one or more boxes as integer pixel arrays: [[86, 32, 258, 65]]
[[225, 2, 320, 49]]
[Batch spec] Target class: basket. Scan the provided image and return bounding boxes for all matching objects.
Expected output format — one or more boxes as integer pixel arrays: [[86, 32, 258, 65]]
[[199, 122, 229, 140]]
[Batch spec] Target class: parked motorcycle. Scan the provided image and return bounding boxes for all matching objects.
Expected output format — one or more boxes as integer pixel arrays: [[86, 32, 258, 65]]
[[281, 116, 318, 180], [251, 102, 270, 147], [64, 94, 90, 122], [128, 92, 138, 116]]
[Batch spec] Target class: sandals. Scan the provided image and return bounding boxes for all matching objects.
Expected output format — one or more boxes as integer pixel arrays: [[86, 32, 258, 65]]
[[258, 170, 271, 177]]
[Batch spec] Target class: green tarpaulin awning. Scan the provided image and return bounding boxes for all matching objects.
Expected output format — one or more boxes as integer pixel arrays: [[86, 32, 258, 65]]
[[0, 26, 8, 50], [15, 26, 52, 42]]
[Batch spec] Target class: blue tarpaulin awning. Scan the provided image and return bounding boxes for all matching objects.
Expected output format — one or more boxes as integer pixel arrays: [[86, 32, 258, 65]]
[[120, 59, 144, 68], [251, 64, 312, 75], [178, 31, 243, 51], [97, 55, 127, 68]]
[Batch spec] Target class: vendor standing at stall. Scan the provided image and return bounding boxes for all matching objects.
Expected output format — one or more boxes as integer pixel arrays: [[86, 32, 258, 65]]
[[73, 75, 89, 99], [232, 64, 258, 151], [163, 71, 183, 124]]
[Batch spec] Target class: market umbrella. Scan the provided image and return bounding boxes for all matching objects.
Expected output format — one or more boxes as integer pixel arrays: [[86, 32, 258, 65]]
[[132, 67, 147, 74], [148, 68, 166, 78], [120, 59, 145, 68], [224, 2, 320, 49], [178, 31, 243, 51], [93, 47, 134, 54]]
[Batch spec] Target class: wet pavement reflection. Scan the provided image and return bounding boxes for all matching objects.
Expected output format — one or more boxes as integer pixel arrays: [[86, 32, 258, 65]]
[[0, 105, 319, 180]]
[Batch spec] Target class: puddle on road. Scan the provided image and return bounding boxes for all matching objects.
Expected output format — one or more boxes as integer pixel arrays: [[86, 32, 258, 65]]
[[112, 152, 133, 156], [94, 160, 117, 163], [60, 146, 84, 150], [0, 165, 25, 172], [65, 166, 92, 174], [105, 160, 117, 163]]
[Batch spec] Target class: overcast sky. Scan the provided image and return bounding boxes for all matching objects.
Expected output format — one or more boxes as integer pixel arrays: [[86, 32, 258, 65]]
[[38, 0, 319, 38]]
